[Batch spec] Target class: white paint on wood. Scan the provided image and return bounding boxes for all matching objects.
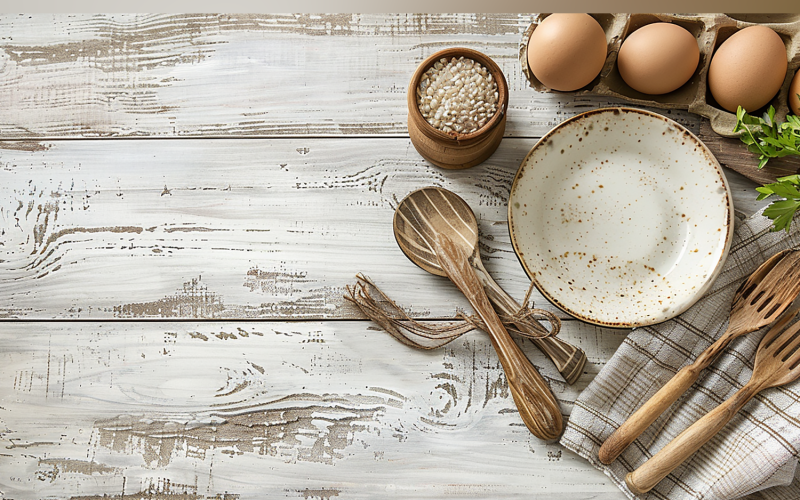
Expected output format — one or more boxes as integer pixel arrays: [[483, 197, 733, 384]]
[[0, 138, 765, 319], [0, 321, 626, 499], [0, 13, 699, 140], [0, 13, 776, 500]]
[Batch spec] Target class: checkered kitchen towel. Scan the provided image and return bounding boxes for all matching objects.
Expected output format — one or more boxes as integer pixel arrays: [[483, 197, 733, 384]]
[[561, 209, 800, 500]]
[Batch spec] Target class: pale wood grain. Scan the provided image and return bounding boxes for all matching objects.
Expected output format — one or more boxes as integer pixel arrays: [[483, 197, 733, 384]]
[[0, 137, 544, 319], [0, 320, 626, 500], [0, 138, 768, 320], [0, 12, 782, 189], [0, 13, 783, 500], [0, 13, 701, 141], [0, 13, 783, 186]]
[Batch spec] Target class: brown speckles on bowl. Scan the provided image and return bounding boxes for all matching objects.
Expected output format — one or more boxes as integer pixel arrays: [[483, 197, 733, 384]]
[[507, 107, 734, 328]]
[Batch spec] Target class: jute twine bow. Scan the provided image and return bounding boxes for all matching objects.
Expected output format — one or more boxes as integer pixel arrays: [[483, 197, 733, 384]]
[[344, 273, 560, 350]]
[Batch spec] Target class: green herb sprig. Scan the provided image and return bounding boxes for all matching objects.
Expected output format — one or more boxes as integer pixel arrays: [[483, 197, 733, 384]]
[[733, 105, 800, 169], [755, 175, 800, 232], [733, 104, 800, 232]]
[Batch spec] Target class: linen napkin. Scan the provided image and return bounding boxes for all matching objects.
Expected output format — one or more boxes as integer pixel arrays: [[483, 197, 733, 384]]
[[561, 209, 800, 500]]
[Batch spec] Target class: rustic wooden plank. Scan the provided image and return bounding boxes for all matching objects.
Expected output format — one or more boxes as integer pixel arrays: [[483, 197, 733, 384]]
[[0, 138, 766, 320], [0, 320, 627, 500], [698, 120, 800, 186], [0, 13, 781, 500], [2, 14, 777, 184], [4, 14, 774, 186], [0, 137, 534, 319], [0, 13, 701, 140]]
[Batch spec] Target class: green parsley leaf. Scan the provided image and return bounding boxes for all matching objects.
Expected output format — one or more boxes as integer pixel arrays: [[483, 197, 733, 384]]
[[734, 108, 800, 232], [755, 175, 800, 232], [734, 105, 800, 168]]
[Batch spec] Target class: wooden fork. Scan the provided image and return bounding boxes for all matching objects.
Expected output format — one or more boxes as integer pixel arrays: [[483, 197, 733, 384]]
[[599, 249, 800, 464], [626, 305, 800, 494]]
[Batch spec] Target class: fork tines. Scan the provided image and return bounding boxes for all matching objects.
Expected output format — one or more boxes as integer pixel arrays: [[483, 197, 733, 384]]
[[759, 304, 800, 368]]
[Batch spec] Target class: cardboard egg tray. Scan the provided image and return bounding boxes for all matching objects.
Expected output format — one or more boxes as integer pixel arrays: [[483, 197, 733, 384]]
[[519, 13, 800, 137]]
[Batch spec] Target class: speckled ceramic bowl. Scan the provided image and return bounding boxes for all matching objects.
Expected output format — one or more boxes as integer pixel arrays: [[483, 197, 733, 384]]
[[508, 107, 734, 328]]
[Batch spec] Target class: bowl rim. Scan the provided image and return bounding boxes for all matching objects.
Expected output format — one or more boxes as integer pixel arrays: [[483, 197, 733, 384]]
[[408, 47, 509, 143], [507, 106, 734, 328]]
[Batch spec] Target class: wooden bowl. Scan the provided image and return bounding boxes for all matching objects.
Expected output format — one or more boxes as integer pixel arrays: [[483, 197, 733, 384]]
[[407, 48, 509, 169]]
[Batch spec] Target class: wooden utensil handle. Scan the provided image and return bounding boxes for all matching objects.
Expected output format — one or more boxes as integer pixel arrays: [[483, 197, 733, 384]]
[[435, 234, 563, 440], [599, 328, 741, 464], [625, 383, 759, 494], [476, 265, 587, 385], [531, 336, 586, 386], [598, 363, 700, 464]]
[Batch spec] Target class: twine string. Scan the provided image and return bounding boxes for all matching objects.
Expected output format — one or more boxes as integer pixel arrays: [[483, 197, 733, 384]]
[[344, 274, 560, 350]]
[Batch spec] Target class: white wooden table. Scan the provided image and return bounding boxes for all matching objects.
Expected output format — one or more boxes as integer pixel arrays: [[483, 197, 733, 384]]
[[0, 13, 772, 500]]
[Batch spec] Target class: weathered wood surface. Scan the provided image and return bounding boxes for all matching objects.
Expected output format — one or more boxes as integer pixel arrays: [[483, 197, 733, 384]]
[[0, 138, 766, 320], [0, 321, 626, 500], [0, 12, 782, 500], [0, 13, 691, 140], [0, 13, 790, 185], [699, 121, 800, 185]]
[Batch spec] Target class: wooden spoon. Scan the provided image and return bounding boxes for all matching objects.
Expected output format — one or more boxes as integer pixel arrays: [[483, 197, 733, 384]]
[[626, 305, 800, 494], [599, 248, 800, 465], [393, 187, 563, 440], [394, 186, 587, 385]]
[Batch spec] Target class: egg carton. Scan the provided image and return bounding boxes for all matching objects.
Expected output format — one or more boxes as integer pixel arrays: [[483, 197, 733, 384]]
[[519, 13, 800, 137]]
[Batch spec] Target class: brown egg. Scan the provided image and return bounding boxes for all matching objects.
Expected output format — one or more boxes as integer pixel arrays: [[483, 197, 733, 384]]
[[527, 14, 607, 92], [617, 23, 699, 95], [708, 26, 787, 113], [790, 70, 800, 116]]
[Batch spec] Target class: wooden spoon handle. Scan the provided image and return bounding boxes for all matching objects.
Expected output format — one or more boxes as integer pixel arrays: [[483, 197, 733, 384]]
[[625, 383, 759, 494], [434, 234, 563, 440], [598, 363, 701, 464], [531, 336, 587, 386], [476, 266, 587, 385]]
